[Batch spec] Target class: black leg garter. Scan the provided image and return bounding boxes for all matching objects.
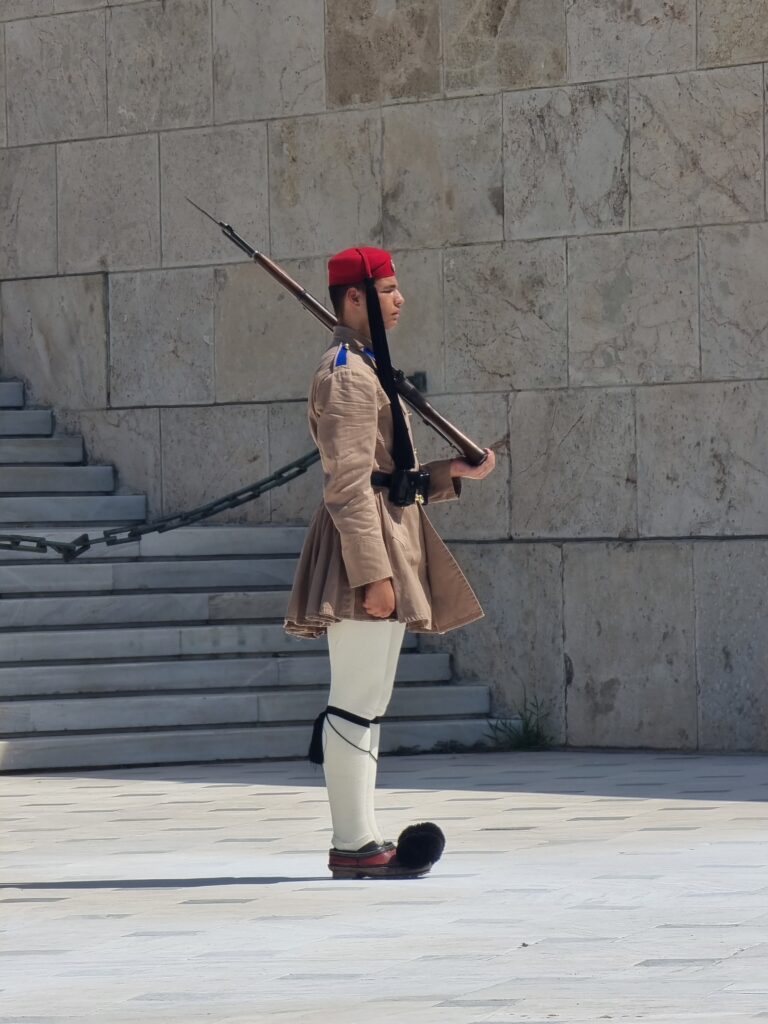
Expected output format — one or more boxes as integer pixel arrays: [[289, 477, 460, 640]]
[[308, 706, 383, 765]]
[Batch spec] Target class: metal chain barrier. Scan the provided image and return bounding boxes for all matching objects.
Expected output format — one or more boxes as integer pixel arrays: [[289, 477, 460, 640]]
[[0, 448, 321, 562]]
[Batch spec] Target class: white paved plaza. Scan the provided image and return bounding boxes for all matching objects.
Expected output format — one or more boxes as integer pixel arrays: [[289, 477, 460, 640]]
[[1, 750, 767, 1023]]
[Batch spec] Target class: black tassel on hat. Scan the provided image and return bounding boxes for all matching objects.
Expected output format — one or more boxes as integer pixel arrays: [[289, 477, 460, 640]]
[[363, 275, 415, 475]]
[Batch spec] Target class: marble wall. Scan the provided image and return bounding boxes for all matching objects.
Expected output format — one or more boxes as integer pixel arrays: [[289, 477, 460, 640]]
[[2, 0, 767, 751]]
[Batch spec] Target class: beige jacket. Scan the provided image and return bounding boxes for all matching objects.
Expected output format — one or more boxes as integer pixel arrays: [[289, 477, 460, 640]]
[[284, 325, 483, 638]]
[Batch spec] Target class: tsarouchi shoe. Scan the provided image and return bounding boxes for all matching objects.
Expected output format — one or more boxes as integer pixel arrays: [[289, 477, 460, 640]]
[[328, 824, 445, 880]]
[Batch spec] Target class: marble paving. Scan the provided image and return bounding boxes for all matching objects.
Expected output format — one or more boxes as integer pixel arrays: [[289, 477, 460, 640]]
[[1, 750, 767, 1022]]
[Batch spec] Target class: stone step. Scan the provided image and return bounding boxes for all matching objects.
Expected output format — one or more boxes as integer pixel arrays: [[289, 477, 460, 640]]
[[0, 716, 498, 771], [0, 590, 290, 628], [0, 524, 306, 562], [0, 435, 84, 464], [0, 651, 452, 698], [0, 557, 297, 594], [0, 622, 368, 664], [0, 465, 115, 494], [0, 494, 146, 524], [0, 382, 24, 409], [0, 684, 490, 735], [139, 525, 307, 558], [0, 409, 53, 436]]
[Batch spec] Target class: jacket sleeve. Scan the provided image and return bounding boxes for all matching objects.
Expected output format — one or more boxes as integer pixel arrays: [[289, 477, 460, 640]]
[[423, 458, 462, 503], [315, 368, 393, 589]]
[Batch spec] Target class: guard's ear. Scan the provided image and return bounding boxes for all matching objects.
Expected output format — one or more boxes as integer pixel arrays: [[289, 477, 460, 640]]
[[346, 286, 364, 308]]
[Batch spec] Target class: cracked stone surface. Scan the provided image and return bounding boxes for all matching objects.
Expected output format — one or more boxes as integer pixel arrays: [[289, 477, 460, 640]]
[[0, 274, 108, 410], [509, 388, 637, 539], [444, 240, 567, 392], [57, 135, 160, 274], [566, 0, 694, 82], [564, 541, 697, 749], [326, 0, 440, 107], [2, 751, 768, 1021], [636, 380, 768, 537], [109, 268, 214, 407], [0, 144, 57, 279], [213, 0, 325, 123], [430, 542, 565, 740], [568, 228, 699, 386], [694, 540, 768, 751], [160, 124, 269, 268], [700, 223, 768, 381], [629, 67, 764, 229], [443, 0, 565, 94], [503, 81, 629, 239], [106, 0, 212, 134], [5, 9, 106, 146], [382, 96, 503, 249], [0, 26, 5, 147], [269, 110, 382, 259], [698, 0, 768, 67]]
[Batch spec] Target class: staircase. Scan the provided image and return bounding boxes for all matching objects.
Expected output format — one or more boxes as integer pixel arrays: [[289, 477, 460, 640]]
[[0, 379, 494, 772]]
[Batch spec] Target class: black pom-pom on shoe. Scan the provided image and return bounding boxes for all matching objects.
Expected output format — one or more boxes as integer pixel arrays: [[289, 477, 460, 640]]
[[395, 821, 446, 870]]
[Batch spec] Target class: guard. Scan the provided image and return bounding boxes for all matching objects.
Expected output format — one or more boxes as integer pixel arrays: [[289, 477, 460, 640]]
[[285, 246, 496, 879]]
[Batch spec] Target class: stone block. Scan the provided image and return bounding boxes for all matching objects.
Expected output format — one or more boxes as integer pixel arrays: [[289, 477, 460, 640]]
[[414, 392, 510, 541], [700, 224, 768, 380], [57, 135, 160, 274], [161, 404, 270, 523], [0, 145, 57, 279], [630, 68, 763, 229], [568, 229, 699, 386], [160, 125, 269, 267], [443, 0, 565, 94], [504, 82, 629, 240], [698, 0, 768, 67], [53, 0, 144, 9], [564, 541, 697, 749], [5, 10, 106, 145], [383, 96, 503, 249], [436, 541, 565, 743], [0, 275, 107, 410], [213, 257, 329, 404], [326, 0, 439, 106], [268, 402, 321, 525], [390, 248, 445, 394], [213, 0, 324, 123], [636, 381, 768, 536], [509, 388, 637, 539], [0, 27, 6, 148], [566, 0, 694, 82], [694, 540, 768, 752], [58, 407, 162, 516], [107, 0, 212, 134], [444, 240, 567, 392], [109, 269, 214, 406], [0, 1, 53, 18], [269, 111, 382, 259]]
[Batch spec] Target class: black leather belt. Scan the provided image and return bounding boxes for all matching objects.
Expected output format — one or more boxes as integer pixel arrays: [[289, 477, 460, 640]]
[[370, 472, 392, 488]]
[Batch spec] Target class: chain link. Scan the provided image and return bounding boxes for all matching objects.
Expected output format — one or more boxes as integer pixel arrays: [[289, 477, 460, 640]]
[[0, 448, 321, 562]]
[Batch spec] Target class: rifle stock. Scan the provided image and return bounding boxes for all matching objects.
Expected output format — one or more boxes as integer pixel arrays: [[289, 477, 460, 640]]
[[189, 201, 487, 466]]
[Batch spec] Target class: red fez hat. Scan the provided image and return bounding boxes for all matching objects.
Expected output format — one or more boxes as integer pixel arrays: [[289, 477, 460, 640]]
[[328, 246, 395, 287]]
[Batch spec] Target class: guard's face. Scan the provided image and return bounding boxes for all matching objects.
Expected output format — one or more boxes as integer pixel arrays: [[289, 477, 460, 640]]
[[375, 276, 404, 330]]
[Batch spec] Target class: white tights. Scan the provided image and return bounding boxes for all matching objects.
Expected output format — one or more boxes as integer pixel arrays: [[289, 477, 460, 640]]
[[322, 618, 406, 851]]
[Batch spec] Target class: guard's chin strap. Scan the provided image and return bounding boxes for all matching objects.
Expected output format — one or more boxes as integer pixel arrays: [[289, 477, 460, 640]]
[[308, 705, 383, 765]]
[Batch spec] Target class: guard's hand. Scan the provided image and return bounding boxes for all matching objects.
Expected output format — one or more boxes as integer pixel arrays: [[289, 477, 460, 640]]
[[364, 577, 396, 618], [450, 448, 496, 480]]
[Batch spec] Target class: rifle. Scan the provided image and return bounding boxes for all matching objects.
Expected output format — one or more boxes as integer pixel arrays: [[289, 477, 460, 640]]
[[187, 198, 487, 466]]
